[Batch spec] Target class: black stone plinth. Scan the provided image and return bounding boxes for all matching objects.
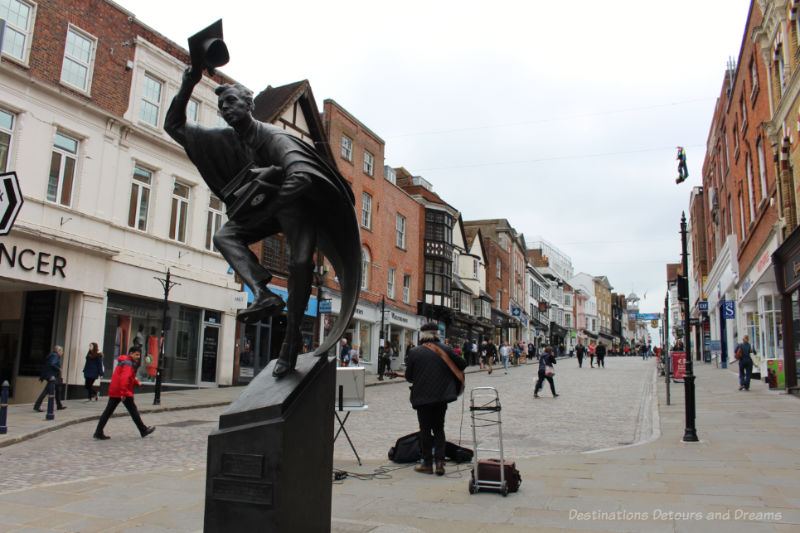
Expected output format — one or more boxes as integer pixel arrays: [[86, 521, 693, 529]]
[[204, 355, 335, 532]]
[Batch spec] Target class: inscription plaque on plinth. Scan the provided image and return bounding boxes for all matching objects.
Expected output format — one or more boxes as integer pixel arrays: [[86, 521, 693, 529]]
[[204, 354, 335, 532]]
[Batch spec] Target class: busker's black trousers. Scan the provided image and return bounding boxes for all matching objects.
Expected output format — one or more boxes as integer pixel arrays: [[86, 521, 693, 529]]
[[95, 396, 147, 435], [416, 402, 447, 463]]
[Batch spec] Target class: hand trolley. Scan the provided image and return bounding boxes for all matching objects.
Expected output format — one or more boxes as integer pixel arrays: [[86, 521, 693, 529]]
[[468, 386, 513, 496]]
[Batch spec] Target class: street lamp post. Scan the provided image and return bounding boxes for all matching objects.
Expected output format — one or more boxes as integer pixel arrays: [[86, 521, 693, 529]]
[[153, 269, 179, 406], [680, 212, 699, 442]]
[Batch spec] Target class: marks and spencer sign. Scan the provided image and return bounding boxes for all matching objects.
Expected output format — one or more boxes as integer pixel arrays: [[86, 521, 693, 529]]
[[0, 243, 66, 278]]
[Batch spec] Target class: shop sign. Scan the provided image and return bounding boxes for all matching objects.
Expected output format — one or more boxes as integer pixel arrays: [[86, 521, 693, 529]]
[[389, 311, 409, 324], [0, 242, 66, 278], [232, 291, 248, 309], [0, 171, 23, 235], [698, 301, 708, 312], [318, 299, 332, 313], [722, 300, 735, 319], [671, 351, 686, 382], [511, 307, 521, 317]]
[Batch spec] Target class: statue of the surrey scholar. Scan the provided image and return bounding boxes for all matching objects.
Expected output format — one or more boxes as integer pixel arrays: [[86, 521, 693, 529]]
[[165, 21, 360, 378]]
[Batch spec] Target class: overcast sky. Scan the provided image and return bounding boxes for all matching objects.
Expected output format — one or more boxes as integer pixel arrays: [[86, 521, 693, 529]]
[[118, 0, 752, 316]]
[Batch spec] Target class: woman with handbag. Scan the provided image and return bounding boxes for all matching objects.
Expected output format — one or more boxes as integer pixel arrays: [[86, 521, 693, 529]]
[[534, 346, 558, 398], [735, 335, 755, 391], [82, 342, 104, 401]]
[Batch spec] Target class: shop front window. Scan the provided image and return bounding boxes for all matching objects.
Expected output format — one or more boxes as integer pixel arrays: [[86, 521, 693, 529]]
[[746, 311, 761, 357], [104, 293, 205, 385], [358, 321, 372, 363], [762, 295, 783, 359]]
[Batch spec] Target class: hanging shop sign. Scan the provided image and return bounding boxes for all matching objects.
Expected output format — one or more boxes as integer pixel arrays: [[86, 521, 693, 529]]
[[0, 171, 23, 235]]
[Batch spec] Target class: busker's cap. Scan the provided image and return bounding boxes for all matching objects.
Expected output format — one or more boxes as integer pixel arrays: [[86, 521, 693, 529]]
[[420, 321, 438, 332], [188, 19, 229, 77]]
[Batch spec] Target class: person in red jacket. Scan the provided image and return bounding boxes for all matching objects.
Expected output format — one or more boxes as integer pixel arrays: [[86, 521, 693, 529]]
[[93, 346, 155, 440]]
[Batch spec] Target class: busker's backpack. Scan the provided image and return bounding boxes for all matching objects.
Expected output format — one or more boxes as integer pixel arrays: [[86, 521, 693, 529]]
[[388, 432, 421, 463], [470, 458, 522, 494], [388, 432, 474, 464]]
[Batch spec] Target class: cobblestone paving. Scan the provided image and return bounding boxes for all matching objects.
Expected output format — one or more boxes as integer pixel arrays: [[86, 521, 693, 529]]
[[0, 358, 655, 494], [334, 357, 656, 463]]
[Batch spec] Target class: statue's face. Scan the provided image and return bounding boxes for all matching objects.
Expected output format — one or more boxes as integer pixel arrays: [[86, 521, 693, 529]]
[[218, 88, 251, 126]]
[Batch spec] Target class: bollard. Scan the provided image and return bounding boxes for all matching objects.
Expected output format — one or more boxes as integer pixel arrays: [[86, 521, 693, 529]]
[[46, 376, 55, 421], [0, 380, 8, 434]]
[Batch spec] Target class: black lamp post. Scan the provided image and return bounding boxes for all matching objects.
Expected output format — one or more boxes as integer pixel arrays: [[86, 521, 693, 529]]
[[153, 269, 179, 406], [680, 212, 698, 442]]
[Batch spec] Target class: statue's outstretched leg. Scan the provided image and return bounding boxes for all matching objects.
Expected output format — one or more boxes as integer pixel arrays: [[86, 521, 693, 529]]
[[213, 219, 285, 323]]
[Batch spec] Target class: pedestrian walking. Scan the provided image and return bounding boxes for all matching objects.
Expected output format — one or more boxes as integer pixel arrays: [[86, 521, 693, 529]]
[[377, 345, 391, 380], [33, 345, 66, 412], [82, 342, 104, 401], [349, 344, 360, 366], [93, 346, 155, 440], [596, 342, 607, 368], [405, 322, 466, 476], [499, 341, 511, 374], [340, 338, 351, 367], [534, 346, 558, 398], [588, 342, 596, 368], [575, 341, 586, 368], [735, 335, 755, 391], [485, 338, 497, 374], [462, 339, 473, 367]]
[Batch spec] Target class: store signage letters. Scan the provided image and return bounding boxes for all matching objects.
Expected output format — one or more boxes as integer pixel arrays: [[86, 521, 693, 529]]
[[0, 243, 66, 277]]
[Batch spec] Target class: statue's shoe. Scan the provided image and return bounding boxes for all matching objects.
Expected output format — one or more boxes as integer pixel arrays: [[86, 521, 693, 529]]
[[237, 293, 285, 324], [272, 341, 301, 378]]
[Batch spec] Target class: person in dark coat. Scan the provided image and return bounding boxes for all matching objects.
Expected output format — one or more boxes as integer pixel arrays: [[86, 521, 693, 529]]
[[405, 322, 467, 476], [534, 346, 558, 398], [462, 339, 473, 366], [82, 342, 104, 401], [93, 346, 155, 440], [484, 338, 498, 374], [575, 341, 586, 368], [33, 345, 66, 412], [736, 335, 755, 391], [596, 342, 607, 368]]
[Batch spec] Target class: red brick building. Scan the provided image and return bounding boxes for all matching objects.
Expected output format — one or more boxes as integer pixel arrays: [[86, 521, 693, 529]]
[[697, 1, 779, 374], [322, 100, 422, 367]]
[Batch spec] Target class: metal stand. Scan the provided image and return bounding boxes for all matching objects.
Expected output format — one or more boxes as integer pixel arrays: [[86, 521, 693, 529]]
[[468, 387, 508, 496]]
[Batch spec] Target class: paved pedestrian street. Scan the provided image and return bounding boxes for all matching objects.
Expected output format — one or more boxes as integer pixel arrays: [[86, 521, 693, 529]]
[[1, 359, 798, 532], [333, 357, 656, 463], [0, 358, 653, 494]]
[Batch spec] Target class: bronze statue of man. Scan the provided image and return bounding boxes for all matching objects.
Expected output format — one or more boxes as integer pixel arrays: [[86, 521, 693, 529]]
[[165, 64, 358, 378]]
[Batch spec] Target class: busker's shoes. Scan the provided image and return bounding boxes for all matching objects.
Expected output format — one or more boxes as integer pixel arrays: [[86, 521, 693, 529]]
[[414, 463, 433, 474], [141, 426, 156, 438], [93, 433, 110, 440], [33, 407, 43, 412], [237, 290, 285, 324], [435, 460, 445, 476]]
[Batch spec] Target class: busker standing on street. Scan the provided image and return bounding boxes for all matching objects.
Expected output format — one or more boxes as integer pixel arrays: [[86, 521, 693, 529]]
[[82, 342, 104, 401], [588, 342, 596, 368], [596, 342, 607, 368], [575, 341, 586, 368], [534, 346, 558, 398], [34, 345, 67, 412], [485, 338, 498, 374], [735, 335, 755, 391], [93, 346, 155, 440], [405, 322, 466, 476]]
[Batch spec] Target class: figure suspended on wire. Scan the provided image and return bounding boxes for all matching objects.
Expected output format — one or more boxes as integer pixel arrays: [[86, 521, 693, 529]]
[[676, 146, 688, 184]]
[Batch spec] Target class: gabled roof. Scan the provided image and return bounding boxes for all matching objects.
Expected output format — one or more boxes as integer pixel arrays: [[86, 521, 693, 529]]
[[252, 80, 335, 163]]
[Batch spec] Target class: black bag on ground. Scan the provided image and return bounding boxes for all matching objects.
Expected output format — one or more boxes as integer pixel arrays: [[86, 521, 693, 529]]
[[388, 432, 421, 463], [445, 441, 474, 463], [388, 433, 474, 464], [471, 458, 522, 492]]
